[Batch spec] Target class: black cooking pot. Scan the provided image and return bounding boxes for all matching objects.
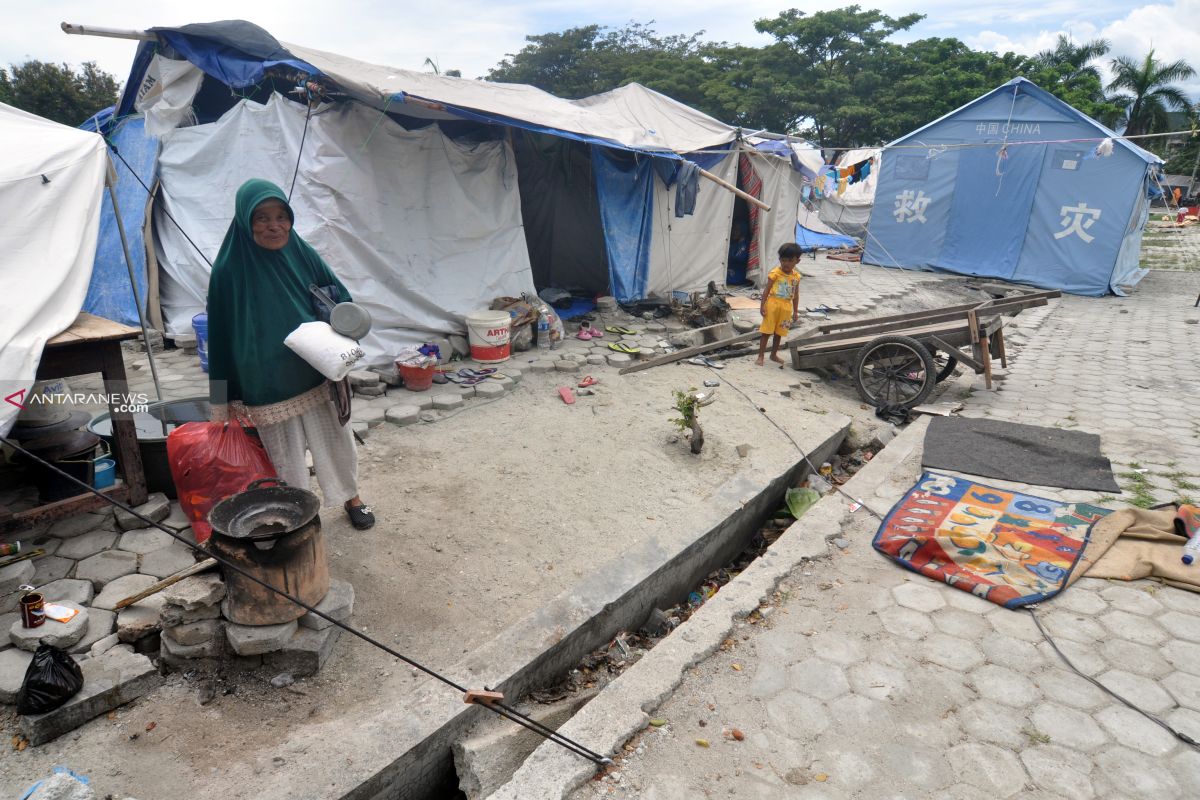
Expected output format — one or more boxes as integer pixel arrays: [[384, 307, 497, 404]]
[[208, 478, 320, 541]]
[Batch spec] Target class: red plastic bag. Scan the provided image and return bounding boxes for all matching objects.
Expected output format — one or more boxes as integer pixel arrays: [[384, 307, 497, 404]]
[[167, 421, 276, 544]]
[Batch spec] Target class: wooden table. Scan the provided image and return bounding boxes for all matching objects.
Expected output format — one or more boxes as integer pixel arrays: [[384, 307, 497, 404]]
[[1, 313, 148, 531]]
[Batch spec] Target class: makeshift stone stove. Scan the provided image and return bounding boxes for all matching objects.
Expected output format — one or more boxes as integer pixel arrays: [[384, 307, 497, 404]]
[[157, 572, 354, 676], [0, 487, 354, 745]]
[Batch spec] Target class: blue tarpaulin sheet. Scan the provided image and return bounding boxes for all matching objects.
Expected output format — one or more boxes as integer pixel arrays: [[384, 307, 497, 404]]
[[592, 150, 654, 303], [82, 117, 159, 325], [795, 223, 856, 251]]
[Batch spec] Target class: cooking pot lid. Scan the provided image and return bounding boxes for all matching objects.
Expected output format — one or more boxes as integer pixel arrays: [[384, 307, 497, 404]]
[[12, 411, 91, 440], [20, 429, 101, 461], [330, 302, 371, 340]]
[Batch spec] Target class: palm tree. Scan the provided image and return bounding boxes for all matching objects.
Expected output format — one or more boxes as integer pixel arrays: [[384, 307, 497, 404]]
[[1107, 50, 1196, 136], [1032, 35, 1110, 96]]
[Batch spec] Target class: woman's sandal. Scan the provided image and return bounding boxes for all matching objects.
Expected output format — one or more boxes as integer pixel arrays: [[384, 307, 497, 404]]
[[345, 501, 376, 530]]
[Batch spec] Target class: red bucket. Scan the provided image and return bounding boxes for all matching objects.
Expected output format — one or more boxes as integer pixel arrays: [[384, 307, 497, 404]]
[[398, 362, 435, 392]]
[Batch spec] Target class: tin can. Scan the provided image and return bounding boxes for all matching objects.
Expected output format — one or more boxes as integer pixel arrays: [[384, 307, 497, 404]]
[[0, 542, 19, 557], [819, 462, 833, 477], [19, 587, 45, 629]]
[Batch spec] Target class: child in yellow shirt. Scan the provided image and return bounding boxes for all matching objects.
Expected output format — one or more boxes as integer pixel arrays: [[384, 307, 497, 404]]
[[756, 243, 802, 366]]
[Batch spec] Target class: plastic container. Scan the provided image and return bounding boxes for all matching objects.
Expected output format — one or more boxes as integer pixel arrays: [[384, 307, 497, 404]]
[[93, 456, 116, 489], [1182, 536, 1200, 565], [192, 313, 209, 373], [537, 312, 551, 352], [465, 310, 512, 364], [398, 363, 435, 392]]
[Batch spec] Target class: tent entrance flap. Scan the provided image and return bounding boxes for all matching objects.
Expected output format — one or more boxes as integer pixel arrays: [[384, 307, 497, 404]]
[[592, 149, 654, 303], [939, 144, 1042, 278], [513, 131, 609, 295]]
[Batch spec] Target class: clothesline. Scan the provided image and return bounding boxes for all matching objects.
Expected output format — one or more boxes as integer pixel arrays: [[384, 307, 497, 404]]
[[691, 128, 1197, 158]]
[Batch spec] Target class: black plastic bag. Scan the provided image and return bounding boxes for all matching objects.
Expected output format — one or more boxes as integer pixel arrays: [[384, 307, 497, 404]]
[[17, 644, 84, 715]]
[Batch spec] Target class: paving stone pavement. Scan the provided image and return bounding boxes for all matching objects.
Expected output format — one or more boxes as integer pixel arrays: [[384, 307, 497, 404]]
[[960, 270, 1200, 505], [572, 270, 1200, 800]]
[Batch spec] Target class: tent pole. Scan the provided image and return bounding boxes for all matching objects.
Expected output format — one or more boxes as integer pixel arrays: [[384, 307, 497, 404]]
[[106, 166, 164, 404], [697, 166, 771, 212], [60, 23, 155, 41]]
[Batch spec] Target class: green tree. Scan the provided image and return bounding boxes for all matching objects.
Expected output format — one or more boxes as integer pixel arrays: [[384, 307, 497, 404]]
[[752, 5, 924, 145], [1019, 35, 1123, 125], [1106, 50, 1196, 136], [3, 60, 120, 126]]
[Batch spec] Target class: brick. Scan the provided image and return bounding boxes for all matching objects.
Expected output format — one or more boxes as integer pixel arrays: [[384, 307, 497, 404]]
[[46, 513, 108, 539], [10, 603, 89, 651], [161, 632, 224, 661], [264, 625, 342, 677], [54, 528, 118, 560], [114, 493, 170, 531], [159, 602, 221, 628], [161, 573, 225, 611], [19, 647, 161, 745], [163, 619, 221, 646], [432, 394, 463, 411], [31, 556, 74, 586], [75, 550, 138, 589], [0, 647, 33, 703], [116, 593, 166, 643], [0, 559, 35, 595], [92, 573, 157, 611], [384, 405, 421, 426], [116, 527, 175, 555], [299, 578, 355, 631], [68, 608, 116, 655], [226, 620, 297, 656]]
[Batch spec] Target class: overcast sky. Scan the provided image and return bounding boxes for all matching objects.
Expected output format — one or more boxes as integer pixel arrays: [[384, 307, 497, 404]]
[[4, 1, 1198, 101]]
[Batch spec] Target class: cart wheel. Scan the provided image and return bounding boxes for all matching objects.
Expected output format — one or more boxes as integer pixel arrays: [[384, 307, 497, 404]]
[[853, 335, 937, 409], [931, 351, 959, 383]]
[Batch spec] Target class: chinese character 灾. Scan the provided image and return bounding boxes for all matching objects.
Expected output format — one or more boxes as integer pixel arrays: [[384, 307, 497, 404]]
[[1054, 203, 1101, 243]]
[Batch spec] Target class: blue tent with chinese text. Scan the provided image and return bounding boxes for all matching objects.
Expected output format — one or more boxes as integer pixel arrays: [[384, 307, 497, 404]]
[[863, 78, 1161, 296]]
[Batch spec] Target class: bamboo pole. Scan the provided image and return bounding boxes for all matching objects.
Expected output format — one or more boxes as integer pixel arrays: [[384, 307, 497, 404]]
[[61, 23, 155, 40], [697, 167, 771, 212], [114, 557, 218, 609]]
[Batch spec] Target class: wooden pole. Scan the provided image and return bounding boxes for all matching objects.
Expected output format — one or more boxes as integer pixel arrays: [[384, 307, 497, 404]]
[[115, 557, 218, 609], [60, 23, 156, 41], [696, 167, 771, 212]]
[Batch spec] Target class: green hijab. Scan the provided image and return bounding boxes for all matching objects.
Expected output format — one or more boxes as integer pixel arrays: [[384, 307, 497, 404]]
[[206, 179, 350, 409]]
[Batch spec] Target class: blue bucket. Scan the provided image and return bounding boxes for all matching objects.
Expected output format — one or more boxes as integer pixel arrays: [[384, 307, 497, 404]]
[[192, 312, 209, 373], [93, 457, 116, 489]]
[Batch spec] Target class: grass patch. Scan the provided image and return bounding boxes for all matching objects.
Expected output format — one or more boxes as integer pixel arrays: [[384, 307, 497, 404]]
[[1163, 472, 1200, 491], [1117, 470, 1157, 509], [1022, 727, 1052, 745]]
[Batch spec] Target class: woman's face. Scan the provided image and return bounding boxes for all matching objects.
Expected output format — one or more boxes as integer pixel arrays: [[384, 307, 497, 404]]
[[251, 199, 292, 251]]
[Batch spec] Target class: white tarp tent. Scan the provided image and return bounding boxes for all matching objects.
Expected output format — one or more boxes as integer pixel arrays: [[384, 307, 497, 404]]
[[154, 93, 533, 363], [0, 103, 109, 436], [819, 147, 881, 236]]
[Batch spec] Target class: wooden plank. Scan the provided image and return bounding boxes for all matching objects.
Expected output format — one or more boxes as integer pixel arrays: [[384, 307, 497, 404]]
[[929, 336, 984, 372], [0, 486, 130, 534], [618, 331, 762, 375], [46, 312, 140, 347], [114, 557, 217, 609], [792, 319, 980, 357], [810, 296, 1049, 343], [814, 290, 1058, 334]]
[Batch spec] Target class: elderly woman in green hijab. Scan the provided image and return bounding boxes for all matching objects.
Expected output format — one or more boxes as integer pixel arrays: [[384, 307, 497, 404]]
[[206, 179, 375, 530]]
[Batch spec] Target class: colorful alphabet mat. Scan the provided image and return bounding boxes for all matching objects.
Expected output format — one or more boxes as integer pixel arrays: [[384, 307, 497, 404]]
[[873, 472, 1111, 609]]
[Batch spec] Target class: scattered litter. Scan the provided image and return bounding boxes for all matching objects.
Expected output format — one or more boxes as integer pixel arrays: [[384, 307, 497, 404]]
[[270, 672, 295, 689], [558, 387, 576, 405], [703, 379, 720, 387], [649, 718, 667, 727], [912, 401, 964, 416], [695, 738, 710, 748], [730, 728, 745, 741]]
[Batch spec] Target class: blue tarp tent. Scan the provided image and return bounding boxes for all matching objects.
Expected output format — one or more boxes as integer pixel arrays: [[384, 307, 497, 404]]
[[863, 78, 1161, 296]]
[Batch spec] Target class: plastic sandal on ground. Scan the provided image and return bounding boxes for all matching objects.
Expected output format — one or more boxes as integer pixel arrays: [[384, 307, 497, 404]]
[[345, 501, 376, 530]]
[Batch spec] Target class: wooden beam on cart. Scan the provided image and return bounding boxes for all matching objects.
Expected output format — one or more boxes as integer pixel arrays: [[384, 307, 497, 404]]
[[812, 290, 1060, 336]]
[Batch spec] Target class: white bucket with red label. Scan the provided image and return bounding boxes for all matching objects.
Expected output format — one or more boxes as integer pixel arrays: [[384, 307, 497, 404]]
[[465, 310, 512, 364]]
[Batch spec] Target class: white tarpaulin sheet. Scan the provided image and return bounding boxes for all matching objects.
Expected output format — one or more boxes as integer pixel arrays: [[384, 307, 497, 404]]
[[133, 53, 204, 137], [0, 103, 108, 436], [154, 93, 534, 366], [284, 42, 736, 154], [647, 152, 737, 297], [819, 146, 880, 236]]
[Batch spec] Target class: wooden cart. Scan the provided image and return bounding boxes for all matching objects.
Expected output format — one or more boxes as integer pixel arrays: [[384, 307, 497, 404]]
[[788, 290, 1060, 409]]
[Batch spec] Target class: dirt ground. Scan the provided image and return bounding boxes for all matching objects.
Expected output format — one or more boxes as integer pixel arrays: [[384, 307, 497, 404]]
[[1, 270, 981, 799]]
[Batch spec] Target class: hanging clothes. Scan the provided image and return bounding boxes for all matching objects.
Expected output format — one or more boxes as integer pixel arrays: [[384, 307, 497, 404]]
[[674, 160, 700, 218]]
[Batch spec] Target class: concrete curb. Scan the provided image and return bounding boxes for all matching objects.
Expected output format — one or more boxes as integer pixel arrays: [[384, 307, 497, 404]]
[[486, 416, 934, 799]]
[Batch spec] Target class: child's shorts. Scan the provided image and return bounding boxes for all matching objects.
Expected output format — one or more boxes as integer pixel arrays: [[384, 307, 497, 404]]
[[759, 300, 794, 337]]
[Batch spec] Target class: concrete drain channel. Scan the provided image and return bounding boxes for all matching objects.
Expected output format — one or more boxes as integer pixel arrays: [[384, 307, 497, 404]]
[[354, 424, 848, 800]]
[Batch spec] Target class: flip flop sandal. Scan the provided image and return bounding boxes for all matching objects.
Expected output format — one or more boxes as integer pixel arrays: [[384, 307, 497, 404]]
[[588, 327, 604, 338], [558, 387, 576, 405], [432, 372, 449, 384], [443, 373, 466, 384], [578, 375, 599, 388], [460, 368, 496, 379], [345, 502, 376, 530], [608, 342, 640, 354], [605, 325, 638, 335]]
